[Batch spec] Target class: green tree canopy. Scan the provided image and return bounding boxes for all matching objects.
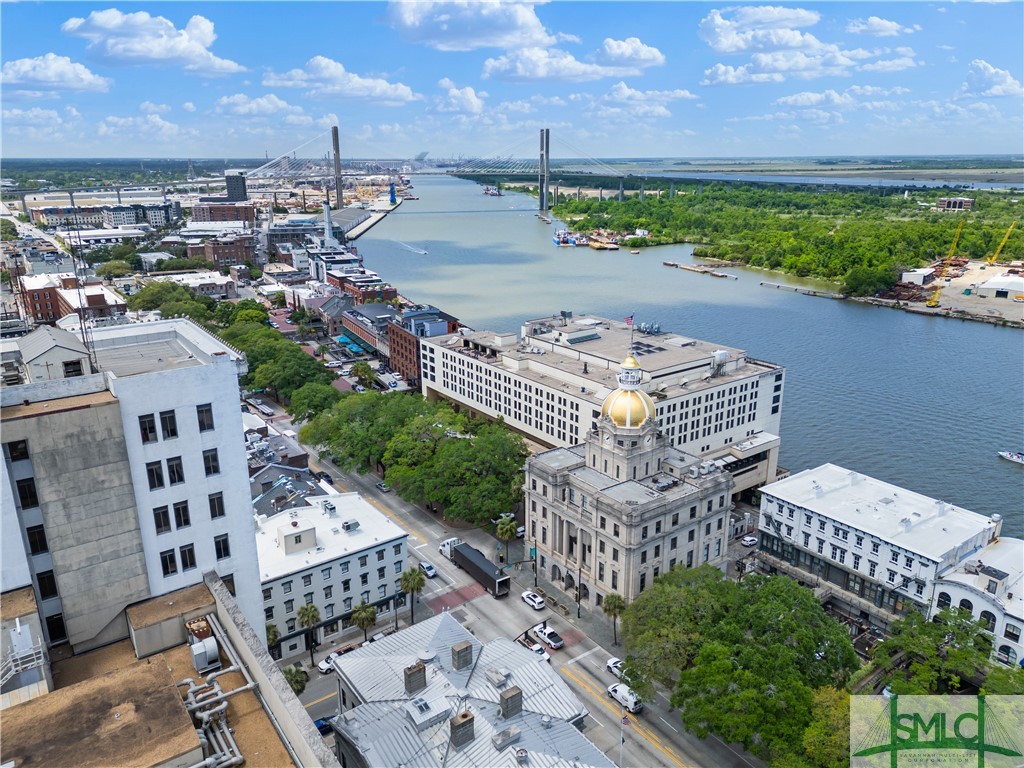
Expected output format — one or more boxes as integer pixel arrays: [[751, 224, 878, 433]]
[[351, 601, 377, 642], [801, 687, 850, 768], [287, 382, 342, 422], [601, 593, 626, 646], [400, 566, 427, 626]]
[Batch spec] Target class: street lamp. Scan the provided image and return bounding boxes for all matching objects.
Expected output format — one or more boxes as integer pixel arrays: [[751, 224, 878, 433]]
[[576, 563, 582, 619]]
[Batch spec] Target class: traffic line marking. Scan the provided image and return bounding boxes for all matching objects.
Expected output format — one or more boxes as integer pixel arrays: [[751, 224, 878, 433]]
[[659, 716, 678, 732], [566, 646, 600, 666], [304, 691, 337, 709]]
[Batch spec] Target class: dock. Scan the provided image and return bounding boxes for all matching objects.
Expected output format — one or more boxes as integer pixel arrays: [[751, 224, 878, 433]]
[[760, 281, 845, 299], [663, 262, 735, 278]]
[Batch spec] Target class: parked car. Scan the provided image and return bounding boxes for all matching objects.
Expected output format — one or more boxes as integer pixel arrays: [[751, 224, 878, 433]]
[[313, 717, 334, 735], [354, 385, 367, 393], [741, 535, 758, 547], [533, 623, 564, 649], [606, 657, 624, 678], [419, 561, 437, 578], [340, 368, 353, 376], [313, 471, 334, 485], [516, 525, 526, 538], [388, 380, 398, 388], [375, 481, 391, 493], [523, 641, 550, 662], [608, 683, 643, 714], [521, 590, 545, 610], [326, 361, 346, 368], [317, 651, 342, 674], [490, 513, 515, 525]]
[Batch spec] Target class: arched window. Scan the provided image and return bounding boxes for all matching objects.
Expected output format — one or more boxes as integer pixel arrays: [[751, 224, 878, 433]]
[[937, 592, 951, 609], [997, 645, 1018, 666], [959, 598, 973, 614], [979, 611, 996, 631]]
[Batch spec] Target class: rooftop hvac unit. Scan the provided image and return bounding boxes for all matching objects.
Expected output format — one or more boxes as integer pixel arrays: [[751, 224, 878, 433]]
[[688, 466, 700, 479], [323, 502, 336, 514], [342, 519, 360, 532]]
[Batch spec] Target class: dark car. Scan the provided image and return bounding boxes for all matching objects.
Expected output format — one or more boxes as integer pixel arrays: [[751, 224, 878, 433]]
[[313, 717, 334, 735], [314, 471, 334, 485]]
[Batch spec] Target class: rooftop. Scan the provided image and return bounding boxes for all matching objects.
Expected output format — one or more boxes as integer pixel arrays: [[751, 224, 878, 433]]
[[255, 493, 408, 582], [939, 537, 1024, 618], [89, 319, 246, 377], [761, 464, 1000, 562], [0, 586, 39, 623]]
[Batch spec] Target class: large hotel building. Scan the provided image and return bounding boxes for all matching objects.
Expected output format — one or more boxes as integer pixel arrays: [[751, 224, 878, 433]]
[[419, 311, 785, 500]]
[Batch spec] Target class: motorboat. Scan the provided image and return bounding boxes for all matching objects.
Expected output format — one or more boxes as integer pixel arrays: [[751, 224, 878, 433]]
[[998, 451, 1024, 465]]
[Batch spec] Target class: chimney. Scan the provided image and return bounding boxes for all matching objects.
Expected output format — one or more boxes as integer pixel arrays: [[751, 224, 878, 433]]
[[451, 640, 473, 670], [404, 661, 427, 694], [449, 710, 475, 749], [499, 686, 523, 719]]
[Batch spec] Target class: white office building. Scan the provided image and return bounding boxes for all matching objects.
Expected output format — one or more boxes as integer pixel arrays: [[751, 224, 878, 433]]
[[753, 464, 1008, 638], [256, 493, 408, 659], [1, 320, 264, 651], [421, 312, 784, 501]]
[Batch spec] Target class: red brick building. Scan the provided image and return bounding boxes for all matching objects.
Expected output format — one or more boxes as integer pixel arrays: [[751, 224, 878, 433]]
[[192, 203, 256, 227], [186, 233, 256, 269]]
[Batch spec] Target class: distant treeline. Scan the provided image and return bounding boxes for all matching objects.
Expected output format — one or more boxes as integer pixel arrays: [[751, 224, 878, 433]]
[[0, 158, 264, 190], [552, 184, 1022, 296]]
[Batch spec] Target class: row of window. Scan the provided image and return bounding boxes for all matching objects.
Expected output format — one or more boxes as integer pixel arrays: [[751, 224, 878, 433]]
[[153, 493, 225, 533], [265, 581, 399, 622], [140, 404, 215, 444], [146, 450, 219, 490], [160, 534, 230, 577]]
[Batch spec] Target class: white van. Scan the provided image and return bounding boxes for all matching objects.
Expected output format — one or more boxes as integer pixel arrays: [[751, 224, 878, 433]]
[[607, 683, 643, 714]]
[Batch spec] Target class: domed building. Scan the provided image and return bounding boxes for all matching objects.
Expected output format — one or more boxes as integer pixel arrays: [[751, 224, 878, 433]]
[[524, 354, 734, 607]]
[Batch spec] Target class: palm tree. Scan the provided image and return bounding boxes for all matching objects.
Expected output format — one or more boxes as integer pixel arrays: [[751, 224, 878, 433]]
[[352, 601, 377, 642], [496, 516, 518, 563], [400, 567, 427, 626], [351, 361, 375, 389], [602, 593, 626, 646], [297, 603, 321, 667], [282, 665, 306, 696], [266, 622, 280, 649]]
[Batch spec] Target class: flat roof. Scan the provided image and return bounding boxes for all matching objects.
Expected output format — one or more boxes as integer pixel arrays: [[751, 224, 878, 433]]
[[58, 284, 126, 309], [0, 586, 38, 622], [762, 463, 998, 562], [125, 583, 215, 630], [95, 337, 203, 376], [940, 537, 1024, 617], [256, 493, 407, 581], [2, 653, 201, 768], [1, 390, 117, 421]]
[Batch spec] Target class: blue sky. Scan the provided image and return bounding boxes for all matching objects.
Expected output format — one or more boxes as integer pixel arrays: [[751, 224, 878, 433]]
[[2, 1, 1022, 160]]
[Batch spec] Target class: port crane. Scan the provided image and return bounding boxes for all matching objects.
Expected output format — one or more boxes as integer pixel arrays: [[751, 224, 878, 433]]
[[982, 221, 1016, 268], [925, 218, 965, 308]]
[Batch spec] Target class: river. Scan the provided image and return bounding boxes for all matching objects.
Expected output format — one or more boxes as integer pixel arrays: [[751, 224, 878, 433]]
[[357, 175, 1023, 536]]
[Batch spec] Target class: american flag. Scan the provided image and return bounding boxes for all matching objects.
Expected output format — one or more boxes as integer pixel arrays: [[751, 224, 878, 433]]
[[624, 315, 634, 326]]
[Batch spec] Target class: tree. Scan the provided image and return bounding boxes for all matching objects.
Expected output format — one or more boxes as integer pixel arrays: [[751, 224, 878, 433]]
[[496, 516, 518, 562], [95, 260, 133, 280], [282, 665, 306, 696], [271, 292, 287, 308], [297, 602, 321, 668], [981, 665, 1024, 694], [236, 308, 267, 325], [266, 622, 280, 648], [400, 567, 426, 626], [801, 687, 850, 768], [352, 601, 377, 642], [351, 361, 375, 388], [601, 593, 626, 646], [288, 382, 342, 422], [315, 343, 329, 357]]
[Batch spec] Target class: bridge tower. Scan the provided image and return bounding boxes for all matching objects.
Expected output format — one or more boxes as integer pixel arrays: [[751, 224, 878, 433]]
[[538, 128, 550, 212]]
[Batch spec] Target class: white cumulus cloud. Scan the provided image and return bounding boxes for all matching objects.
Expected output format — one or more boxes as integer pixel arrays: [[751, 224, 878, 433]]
[[62, 9, 245, 75], [436, 79, 486, 113], [1, 53, 111, 91], [386, 0, 556, 51], [216, 93, 302, 115], [846, 17, 921, 37], [139, 101, 170, 114], [484, 46, 661, 82], [698, 6, 823, 54], [182, 102, 196, 112], [861, 56, 919, 73], [958, 59, 1023, 98], [97, 113, 195, 141], [596, 37, 665, 68], [263, 56, 419, 104]]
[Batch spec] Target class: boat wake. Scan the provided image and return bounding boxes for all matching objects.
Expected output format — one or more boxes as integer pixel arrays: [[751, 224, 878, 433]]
[[397, 241, 428, 255]]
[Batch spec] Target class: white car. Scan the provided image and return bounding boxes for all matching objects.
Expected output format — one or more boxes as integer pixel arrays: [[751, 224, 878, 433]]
[[608, 683, 643, 714], [741, 535, 758, 547], [516, 525, 526, 538], [524, 642, 550, 662], [606, 657, 624, 678], [533, 623, 564, 650], [326, 361, 346, 368], [318, 651, 342, 674], [521, 591, 545, 610]]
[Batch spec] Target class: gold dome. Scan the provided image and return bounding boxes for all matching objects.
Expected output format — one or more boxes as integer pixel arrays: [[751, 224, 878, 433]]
[[601, 388, 656, 428], [621, 355, 641, 370]]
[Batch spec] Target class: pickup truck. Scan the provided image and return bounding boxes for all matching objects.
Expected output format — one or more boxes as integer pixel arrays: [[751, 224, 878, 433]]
[[532, 623, 564, 649]]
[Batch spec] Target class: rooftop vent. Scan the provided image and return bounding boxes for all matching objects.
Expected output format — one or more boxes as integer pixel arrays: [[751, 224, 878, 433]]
[[486, 667, 510, 689], [342, 519, 360, 532], [492, 725, 521, 751], [449, 710, 475, 749]]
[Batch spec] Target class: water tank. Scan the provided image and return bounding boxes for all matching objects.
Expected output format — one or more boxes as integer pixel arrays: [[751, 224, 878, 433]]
[[713, 350, 729, 367]]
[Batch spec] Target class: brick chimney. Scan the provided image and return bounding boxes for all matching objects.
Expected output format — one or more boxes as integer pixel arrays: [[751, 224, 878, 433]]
[[404, 660, 427, 694], [449, 710, 475, 749], [499, 686, 523, 719]]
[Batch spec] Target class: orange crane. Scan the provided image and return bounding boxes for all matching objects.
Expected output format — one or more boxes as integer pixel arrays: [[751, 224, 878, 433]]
[[925, 219, 965, 307], [982, 221, 1016, 268]]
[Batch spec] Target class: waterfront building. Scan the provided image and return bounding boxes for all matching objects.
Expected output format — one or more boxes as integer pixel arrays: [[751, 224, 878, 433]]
[[752, 464, 1014, 656], [1, 320, 264, 652], [525, 354, 734, 608], [254, 493, 408, 660], [387, 304, 460, 387], [421, 311, 784, 501], [185, 231, 256, 269], [329, 612, 611, 768], [1, 575, 340, 766], [340, 303, 401, 358], [325, 267, 397, 303]]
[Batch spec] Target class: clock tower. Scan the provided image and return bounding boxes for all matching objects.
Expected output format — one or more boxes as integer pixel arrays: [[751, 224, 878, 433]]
[[588, 355, 662, 482]]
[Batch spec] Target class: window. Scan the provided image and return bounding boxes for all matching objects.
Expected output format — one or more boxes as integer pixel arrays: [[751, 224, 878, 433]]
[[818, 520, 826, 532], [286, 619, 296, 633], [139, 414, 157, 444], [378, 585, 387, 599], [214, 534, 230, 560], [265, 607, 274, 621], [904, 556, 913, 569], [871, 542, 880, 554], [27, 525, 48, 554], [325, 607, 335, 621], [376, 549, 385, 562], [599, 515, 606, 530], [63, 360, 84, 377], [37, 570, 58, 600], [303, 574, 312, 587], [263, 588, 272, 601], [166, 457, 185, 485], [341, 562, 350, 574], [359, 555, 368, 568], [154, 506, 171, 534], [322, 567, 332, 580], [868, 561, 877, 578], [45, 614, 67, 643], [613, 524, 620, 538], [611, 571, 618, 590], [641, 551, 647, 565], [671, 512, 679, 526], [959, 598, 973, 614], [654, 545, 661, 558], [937, 591, 951, 609], [853, 554, 861, 570], [360, 573, 369, 586], [283, 581, 292, 594], [180, 544, 196, 571], [361, 591, 370, 604], [197, 404, 215, 432], [887, 570, 897, 584], [855, 535, 863, 547], [1005, 624, 1021, 643], [285, 600, 294, 614], [598, 563, 605, 581], [147, 462, 165, 490], [160, 410, 178, 439], [612, 548, 619, 562], [203, 449, 220, 476], [209, 493, 225, 519], [394, 561, 402, 574], [173, 501, 190, 529], [393, 544, 402, 556], [16, 478, 39, 509], [890, 550, 899, 564], [304, 592, 314, 605], [342, 579, 350, 592], [642, 526, 648, 540], [160, 549, 177, 577], [6, 440, 29, 461], [377, 567, 385, 580], [324, 586, 333, 599]]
